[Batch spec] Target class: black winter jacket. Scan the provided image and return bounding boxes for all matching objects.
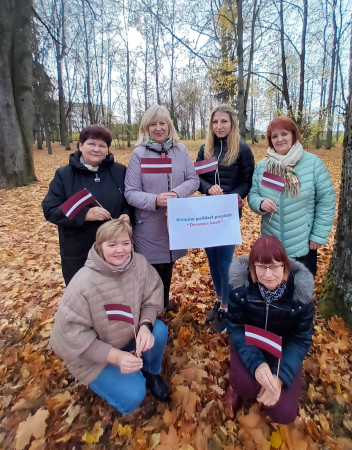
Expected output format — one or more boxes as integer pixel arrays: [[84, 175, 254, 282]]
[[196, 137, 254, 198], [42, 151, 133, 285], [227, 256, 314, 387]]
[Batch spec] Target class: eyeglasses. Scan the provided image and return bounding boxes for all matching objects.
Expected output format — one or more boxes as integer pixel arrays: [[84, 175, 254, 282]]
[[254, 264, 284, 275]]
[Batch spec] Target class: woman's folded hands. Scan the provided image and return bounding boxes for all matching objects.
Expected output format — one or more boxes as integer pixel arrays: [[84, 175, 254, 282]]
[[106, 347, 143, 374], [255, 363, 283, 406]]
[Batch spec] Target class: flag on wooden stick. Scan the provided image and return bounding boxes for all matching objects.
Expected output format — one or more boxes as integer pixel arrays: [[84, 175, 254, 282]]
[[261, 172, 286, 192], [245, 324, 282, 359], [194, 157, 218, 175], [141, 158, 172, 174], [60, 188, 95, 219], [104, 304, 134, 325]]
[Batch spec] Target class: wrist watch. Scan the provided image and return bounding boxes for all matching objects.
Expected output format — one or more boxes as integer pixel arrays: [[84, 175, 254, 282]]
[[141, 321, 153, 333]]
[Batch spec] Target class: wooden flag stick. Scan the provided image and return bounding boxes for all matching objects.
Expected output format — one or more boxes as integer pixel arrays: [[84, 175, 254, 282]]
[[217, 169, 221, 188], [276, 359, 281, 387], [268, 191, 281, 223], [133, 324, 141, 358], [95, 199, 112, 220], [170, 172, 173, 192]]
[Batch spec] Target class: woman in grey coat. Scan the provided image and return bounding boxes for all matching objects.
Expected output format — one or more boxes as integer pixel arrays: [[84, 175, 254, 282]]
[[125, 105, 199, 309]]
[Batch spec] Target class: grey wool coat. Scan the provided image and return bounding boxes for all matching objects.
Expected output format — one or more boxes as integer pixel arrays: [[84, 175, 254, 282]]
[[49, 246, 164, 385], [124, 141, 199, 264]]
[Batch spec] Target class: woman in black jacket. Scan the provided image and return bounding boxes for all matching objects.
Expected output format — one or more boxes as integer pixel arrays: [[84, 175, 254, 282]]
[[227, 236, 314, 424], [197, 104, 254, 333], [42, 125, 133, 285]]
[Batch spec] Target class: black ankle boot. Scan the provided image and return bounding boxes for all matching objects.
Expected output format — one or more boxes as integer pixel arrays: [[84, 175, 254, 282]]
[[142, 370, 169, 402]]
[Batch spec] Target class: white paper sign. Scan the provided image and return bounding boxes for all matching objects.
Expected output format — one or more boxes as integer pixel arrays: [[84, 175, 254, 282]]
[[167, 194, 242, 250]]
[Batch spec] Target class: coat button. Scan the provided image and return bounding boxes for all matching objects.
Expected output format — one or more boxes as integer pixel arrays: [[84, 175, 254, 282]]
[[299, 306, 302, 309], [236, 293, 238, 296], [241, 298, 244, 301], [292, 309, 294, 312]]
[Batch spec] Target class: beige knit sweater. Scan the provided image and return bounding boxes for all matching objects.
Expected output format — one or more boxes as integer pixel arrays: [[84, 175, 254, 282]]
[[49, 246, 164, 385]]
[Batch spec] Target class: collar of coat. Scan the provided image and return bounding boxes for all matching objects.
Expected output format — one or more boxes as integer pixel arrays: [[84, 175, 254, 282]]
[[141, 141, 174, 154], [69, 150, 114, 171], [84, 244, 135, 275], [228, 255, 314, 305]]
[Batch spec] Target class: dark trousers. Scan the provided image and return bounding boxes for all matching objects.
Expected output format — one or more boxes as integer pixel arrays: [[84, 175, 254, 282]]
[[295, 249, 317, 277], [229, 345, 302, 424], [152, 262, 174, 308]]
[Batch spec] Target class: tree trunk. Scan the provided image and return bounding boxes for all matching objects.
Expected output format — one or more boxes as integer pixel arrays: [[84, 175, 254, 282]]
[[36, 114, 43, 149], [279, 0, 292, 117], [82, 0, 95, 125], [236, 0, 246, 139], [320, 32, 352, 327], [44, 119, 52, 155], [325, 0, 337, 150], [126, 44, 131, 148], [144, 44, 148, 111], [0, 0, 37, 189], [297, 0, 307, 129], [244, 0, 258, 122]]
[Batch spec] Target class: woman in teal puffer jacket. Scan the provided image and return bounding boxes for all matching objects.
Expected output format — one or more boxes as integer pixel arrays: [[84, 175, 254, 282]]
[[248, 117, 335, 276]]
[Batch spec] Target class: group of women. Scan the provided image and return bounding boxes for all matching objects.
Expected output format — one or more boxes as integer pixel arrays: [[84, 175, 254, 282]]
[[43, 103, 335, 423]]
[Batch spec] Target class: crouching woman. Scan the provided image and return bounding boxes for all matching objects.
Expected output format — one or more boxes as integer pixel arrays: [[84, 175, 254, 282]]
[[227, 236, 314, 424], [50, 219, 169, 414]]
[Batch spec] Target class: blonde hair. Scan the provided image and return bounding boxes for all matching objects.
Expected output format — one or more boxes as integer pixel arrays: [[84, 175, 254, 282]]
[[95, 219, 133, 258], [204, 104, 240, 166], [136, 105, 179, 146]]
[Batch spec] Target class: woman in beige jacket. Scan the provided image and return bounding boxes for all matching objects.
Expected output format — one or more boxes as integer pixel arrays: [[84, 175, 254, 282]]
[[50, 219, 169, 414]]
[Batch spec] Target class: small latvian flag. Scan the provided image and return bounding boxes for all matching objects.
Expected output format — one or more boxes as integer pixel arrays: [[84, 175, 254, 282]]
[[141, 158, 172, 174], [104, 304, 134, 325], [245, 324, 282, 359], [194, 157, 218, 175], [261, 172, 285, 192], [60, 188, 95, 219]]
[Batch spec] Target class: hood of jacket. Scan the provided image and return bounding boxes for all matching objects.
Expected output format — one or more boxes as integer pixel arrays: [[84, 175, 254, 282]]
[[84, 244, 135, 275], [228, 255, 314, 305], [69, 150, 115, 171]]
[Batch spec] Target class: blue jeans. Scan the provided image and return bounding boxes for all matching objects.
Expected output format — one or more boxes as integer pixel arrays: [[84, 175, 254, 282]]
[[205, 245, 235, 306], [89, 319, 168, 414]]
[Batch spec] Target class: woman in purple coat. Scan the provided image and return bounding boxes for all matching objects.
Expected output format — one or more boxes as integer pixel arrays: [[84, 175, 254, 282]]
[[125, 105, 199, 310]]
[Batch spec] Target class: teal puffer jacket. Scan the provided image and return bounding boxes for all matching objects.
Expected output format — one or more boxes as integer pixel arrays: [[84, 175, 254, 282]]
[[248, 152, 335, 257]]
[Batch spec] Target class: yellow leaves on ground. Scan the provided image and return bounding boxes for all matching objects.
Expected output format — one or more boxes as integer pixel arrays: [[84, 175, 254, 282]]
[[82, 420, 104, 444], [1, 142, 352, 449], [270, 430, 282, 448], [15, 408, 49, 450]]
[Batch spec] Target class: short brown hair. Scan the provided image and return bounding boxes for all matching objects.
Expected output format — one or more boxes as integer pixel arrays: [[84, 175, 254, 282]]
[[95, 219, 132, 258], [266, 117, 301, 149], [77, 125, 112, 150], [248, 236, 290, 282]]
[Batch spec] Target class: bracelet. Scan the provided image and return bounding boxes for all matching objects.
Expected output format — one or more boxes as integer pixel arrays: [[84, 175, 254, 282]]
[[141, 321, 153, 333]]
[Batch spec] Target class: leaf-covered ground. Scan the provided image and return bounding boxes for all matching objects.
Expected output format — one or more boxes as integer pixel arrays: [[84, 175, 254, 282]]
[[0, 141, 351, 450]]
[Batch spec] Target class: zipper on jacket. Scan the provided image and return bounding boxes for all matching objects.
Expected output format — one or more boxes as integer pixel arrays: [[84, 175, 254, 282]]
[[280, 189, 284, 244], [215, 139, 223, 185], [265, 303, 269, 330]]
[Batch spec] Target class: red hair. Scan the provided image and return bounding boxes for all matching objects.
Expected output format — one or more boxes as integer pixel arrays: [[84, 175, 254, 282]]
[[77, 125, 112, 150], [248, 236, 290, 282], [266, 117, 301, 149]]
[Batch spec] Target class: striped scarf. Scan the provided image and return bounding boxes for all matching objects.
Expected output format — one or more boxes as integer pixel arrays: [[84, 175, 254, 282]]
[[265, 142, 303, 197]]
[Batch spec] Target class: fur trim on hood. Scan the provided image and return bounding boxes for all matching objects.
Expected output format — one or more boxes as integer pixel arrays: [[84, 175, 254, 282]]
[[228, 255, 314, 305]]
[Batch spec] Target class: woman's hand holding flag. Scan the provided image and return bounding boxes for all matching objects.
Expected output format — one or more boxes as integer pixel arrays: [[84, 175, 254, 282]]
[[106, 347, 143, 374], [136, 324, 155, 356], [255, 363, 282, 406]]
